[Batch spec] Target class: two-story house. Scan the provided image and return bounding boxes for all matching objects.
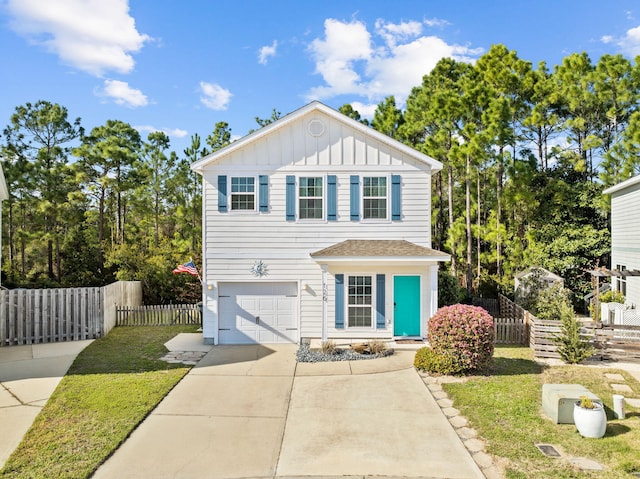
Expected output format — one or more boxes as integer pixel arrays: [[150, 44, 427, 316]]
[[191, 101, 449, 345], [603, 174, 640, 312]]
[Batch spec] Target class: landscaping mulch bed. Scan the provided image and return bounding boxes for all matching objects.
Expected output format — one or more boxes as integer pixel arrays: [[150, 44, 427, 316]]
[[296, 343, 394, 362]]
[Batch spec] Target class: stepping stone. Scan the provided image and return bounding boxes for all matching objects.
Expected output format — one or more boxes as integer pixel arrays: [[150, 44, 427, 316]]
[[625, 397, 640, 408], [535, 443, 561, 458], [569, 457, 604, 471], [611, 383, 634, 394], [437, 398, 454, 408], [605, 373, 625, 381]]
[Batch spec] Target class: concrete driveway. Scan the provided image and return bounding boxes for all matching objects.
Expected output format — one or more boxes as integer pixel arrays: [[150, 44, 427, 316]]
[[0, 340, 94, 468], [93, 344, 485, 479]]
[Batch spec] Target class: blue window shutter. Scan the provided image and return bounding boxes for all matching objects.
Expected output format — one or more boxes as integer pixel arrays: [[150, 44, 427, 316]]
[[376, 274, 385, 329], [391, 175, 401, 220], [327, 175, 337, 221], [286, 175, 295, 221], [350, 175, 360, 220], [218, 175, 227, 212], [335, 274, 344, 329], [259, 175, 269, 212]]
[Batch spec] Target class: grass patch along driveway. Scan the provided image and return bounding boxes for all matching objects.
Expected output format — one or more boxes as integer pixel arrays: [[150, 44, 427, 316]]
[[442, 346, 640, 479], [0, 325, 199, 479]]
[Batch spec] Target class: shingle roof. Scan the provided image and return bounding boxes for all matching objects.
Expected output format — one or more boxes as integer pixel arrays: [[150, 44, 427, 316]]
[[310, 240, 449, 259]]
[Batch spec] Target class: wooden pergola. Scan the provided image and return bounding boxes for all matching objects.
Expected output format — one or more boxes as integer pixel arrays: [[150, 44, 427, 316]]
[[588, 268, 640, 322]]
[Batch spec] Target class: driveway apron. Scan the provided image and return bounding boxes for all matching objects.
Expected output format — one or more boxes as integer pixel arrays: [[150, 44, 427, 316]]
[[93, 344, 484, 479]]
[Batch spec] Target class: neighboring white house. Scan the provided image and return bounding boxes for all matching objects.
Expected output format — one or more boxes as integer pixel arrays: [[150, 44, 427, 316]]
[[514, 266, 564, 294], [191, 101, 449, 345], [0, 163, 8, 286], [603, 174, 640, 311]]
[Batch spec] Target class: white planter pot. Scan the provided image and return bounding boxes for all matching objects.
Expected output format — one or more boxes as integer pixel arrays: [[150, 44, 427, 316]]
[[573, 402, 607, 438]]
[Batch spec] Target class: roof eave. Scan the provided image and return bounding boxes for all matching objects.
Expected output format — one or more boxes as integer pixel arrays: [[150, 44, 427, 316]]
[[603, 173, 640, 195], [310, 255, 451, 263]]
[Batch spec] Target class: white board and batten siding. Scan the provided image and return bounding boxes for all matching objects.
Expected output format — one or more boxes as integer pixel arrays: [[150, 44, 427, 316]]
[[194, 102, 443, 344], [605, 176, 640, 309]]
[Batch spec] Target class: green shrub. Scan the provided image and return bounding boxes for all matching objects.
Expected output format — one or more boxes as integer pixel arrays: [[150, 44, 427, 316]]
[[600, 289, 625, 304], [553, 314, 595, 364], [438, 270, 467, 306], [428, 304, 495, 373], [414, 347, 464, 375], [535, 283, 574, 322]]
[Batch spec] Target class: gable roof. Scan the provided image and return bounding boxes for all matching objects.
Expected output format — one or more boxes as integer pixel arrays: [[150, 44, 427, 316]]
[[603, 173, 640, 195], [310, 240, 450, 263], [190, 101, 443, 173]]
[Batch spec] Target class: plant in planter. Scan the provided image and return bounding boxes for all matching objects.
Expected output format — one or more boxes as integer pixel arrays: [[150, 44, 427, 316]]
[[573, 396, 607, 438]]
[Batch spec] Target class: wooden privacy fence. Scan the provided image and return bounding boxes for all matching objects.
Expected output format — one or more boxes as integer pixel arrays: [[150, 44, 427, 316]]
[[116, 304, 201, 326], [0, 287, 103, 346], [490, 294, 532, 345]]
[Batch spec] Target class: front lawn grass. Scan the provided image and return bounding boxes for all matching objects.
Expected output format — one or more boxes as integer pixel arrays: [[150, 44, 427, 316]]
[[0, 325, 199, 479], [443, 346, 640, 479]]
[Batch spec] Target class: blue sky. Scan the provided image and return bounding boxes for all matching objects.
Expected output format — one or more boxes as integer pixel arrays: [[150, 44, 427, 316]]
[[1, 0, 640, 157]]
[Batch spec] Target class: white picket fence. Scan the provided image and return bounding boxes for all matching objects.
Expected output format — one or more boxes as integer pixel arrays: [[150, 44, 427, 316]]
[[0, 281, 141, 347]]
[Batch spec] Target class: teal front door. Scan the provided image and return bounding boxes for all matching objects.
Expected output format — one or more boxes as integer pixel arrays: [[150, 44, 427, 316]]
[[393, 276, 421, 336]]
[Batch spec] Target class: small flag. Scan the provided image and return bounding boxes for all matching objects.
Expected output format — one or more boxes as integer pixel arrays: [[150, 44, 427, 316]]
[[173, 261, 199, 277]]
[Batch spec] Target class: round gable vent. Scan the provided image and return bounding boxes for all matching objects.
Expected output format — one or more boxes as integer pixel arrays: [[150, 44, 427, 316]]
[[307, 119, 325, 137]]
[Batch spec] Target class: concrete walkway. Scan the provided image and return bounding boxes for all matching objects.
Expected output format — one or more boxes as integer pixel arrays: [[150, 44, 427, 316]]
[[0, 340, 93, 468], [93, 344, 486, 479]]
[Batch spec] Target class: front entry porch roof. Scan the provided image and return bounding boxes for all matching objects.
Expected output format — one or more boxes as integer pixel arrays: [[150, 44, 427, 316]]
[[310, 240, 450, 263]]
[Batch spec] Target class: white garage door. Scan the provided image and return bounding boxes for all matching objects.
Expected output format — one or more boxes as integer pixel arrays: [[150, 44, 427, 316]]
[[218, 282, 298, 344]]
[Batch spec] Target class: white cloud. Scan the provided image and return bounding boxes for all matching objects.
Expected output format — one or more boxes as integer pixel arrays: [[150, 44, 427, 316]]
[[423, 17, 450, 28], [308, 19, 372, 97], [350, 101, 377, 119], [99, 80, 148, 107], [306, 17, 482, 104], [258, 40, 278, 64], [6, 0, 150, 76], [375, 19, 422, 48], [601, 35, 614, 44], [618, 25, 640, 56], [199, 81, 232, 110], [135, 125, 189, 139]]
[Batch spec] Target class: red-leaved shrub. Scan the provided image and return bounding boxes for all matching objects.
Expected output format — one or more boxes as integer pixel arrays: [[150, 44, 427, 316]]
[[428, 304, 495, 372]]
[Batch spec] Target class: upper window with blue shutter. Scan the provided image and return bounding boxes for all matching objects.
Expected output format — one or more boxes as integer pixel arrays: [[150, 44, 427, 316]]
[[299, 177, 323, 219], [286, 176, 332, 221], [230, 177, 255, 211], [363, 176, 388, 220]]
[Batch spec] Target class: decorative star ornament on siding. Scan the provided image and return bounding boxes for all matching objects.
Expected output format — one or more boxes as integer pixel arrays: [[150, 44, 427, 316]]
[[250, 260, 269, 277]]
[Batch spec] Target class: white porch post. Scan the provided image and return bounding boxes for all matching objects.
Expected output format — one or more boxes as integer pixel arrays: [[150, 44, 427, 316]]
[[428, 264, 439, 321], [321, 264, 328, 342]]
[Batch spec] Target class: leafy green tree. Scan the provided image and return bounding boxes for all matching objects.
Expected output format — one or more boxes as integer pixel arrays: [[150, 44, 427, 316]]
[[73, 120, 141, 272], [2, 101, 82, 281], [338, 104, 369, 125], [371, 96, 404, 138], [205, 122, 231, 152]]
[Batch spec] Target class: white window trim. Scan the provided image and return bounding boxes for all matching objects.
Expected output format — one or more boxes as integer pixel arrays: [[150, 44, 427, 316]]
[[297, 175, 326, 221], [345, 273, 376, 330], [361, 175, 390, 222], [230, 176, 257, 213]]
